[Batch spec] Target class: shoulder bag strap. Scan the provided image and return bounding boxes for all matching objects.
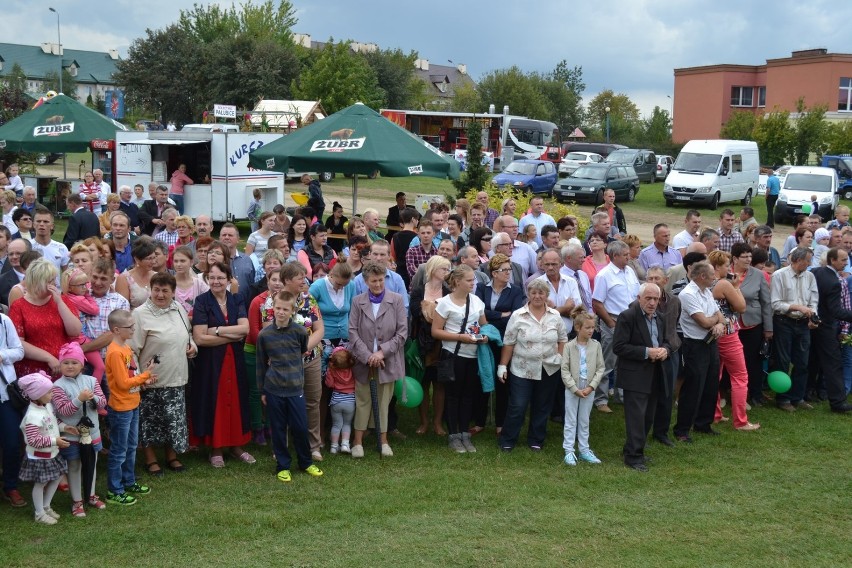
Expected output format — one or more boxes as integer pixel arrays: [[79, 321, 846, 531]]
[[451, 296, 471, 356]]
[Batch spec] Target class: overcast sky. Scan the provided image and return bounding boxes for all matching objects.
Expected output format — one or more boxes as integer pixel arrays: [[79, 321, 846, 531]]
[[7, 0, 851, 119]]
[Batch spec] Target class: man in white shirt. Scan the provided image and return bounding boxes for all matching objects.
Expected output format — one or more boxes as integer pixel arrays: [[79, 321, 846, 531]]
[[495, 215, 537, 277], [673, 210, 701, 255], [519, 197, 556, 247], [673, 261, 725, 442], [31, 207, 69, 277], [536, 249, 581, 334], [560, 243, 592, 311], [592, 240, 640, 413], [93, 169, 111, 213]]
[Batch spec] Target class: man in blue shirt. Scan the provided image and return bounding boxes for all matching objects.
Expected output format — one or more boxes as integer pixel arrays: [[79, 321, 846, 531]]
[[765, 171, 781, 228]]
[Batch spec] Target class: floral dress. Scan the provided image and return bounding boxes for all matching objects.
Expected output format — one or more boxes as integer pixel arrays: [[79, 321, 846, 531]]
[[294, 293, 322, 364]]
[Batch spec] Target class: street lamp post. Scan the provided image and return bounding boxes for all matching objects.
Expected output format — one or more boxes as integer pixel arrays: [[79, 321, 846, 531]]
[[605, 106, 611, 144], [48, 7, 62, 93]]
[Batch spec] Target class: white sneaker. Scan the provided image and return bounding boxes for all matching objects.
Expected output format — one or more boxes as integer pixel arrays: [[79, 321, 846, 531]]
[[35, 512, 57, 525], [350, 444, 364, 458], [329, 444, 339, 455], [381, 444, 394, 457], [43, 507, 60, 520], [340, 443, 351, 454], [311, 451, 323, 462]]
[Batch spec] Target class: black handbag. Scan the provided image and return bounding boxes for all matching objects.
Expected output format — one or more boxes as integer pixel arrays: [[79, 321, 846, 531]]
[[436, 296, 470, 383]]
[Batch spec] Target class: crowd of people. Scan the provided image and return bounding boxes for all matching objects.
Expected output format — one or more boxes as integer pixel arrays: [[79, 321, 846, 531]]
[[1, 177, 851, 525]]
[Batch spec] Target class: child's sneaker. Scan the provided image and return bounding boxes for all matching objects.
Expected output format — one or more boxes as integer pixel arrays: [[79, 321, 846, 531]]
[[578, 449, 602, 464], [43, 507, 60, 520], [88, 495, 106, 510], [124, 482, 151, 495], [71, 501, 86, 518], [106, 491, 137, 506], [34, 512, 57, 525], [339, 443, 351, 454], [276, 470, 292, 483], [563, 452, 577, 466], [329, 443, 339, 455], [304, 465, 323, 477]]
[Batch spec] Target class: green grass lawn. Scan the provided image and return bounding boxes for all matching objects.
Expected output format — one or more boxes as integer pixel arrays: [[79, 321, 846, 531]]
[[1, 399, 849, 567]]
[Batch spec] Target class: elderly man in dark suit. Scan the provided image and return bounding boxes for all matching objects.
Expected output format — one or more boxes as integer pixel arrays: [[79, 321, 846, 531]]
[[811, 247, 852, 413], [613, 282, 671, 472], [386, 192, 414, 239], [63, 193, 100, 248], [138, 185, 170, 235]]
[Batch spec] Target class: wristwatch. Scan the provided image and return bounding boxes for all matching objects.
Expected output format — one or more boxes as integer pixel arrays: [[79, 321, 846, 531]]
[[215, 327, 220, 336]]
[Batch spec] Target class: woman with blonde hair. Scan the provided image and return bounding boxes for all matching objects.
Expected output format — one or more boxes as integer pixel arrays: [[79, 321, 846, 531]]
[[99, 194, 121, 236], [410, 254, 452, 435], [9, 258, 81, 377], [2, 189, 18, 235], [454, 198, 471, 230], [431, 264, 488, 453], [624, 234, 645, 282], [68, 243, 95, 276]]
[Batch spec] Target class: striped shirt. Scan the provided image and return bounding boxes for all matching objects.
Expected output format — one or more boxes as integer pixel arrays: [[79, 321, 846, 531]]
[[256, 321, 308, 398]]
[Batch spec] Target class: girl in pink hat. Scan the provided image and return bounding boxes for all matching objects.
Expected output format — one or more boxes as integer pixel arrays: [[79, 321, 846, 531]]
[[18, 372, 77, 525]]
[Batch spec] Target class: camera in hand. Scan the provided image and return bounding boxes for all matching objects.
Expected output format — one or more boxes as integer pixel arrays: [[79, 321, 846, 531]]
[[810, 314, 821, 325], [725, 273, 735, 281], [152, 354, 161, 364], [470, 334, 485, 342]]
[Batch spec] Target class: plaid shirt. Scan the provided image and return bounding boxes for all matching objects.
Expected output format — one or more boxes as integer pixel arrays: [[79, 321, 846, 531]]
[[840, 277, 851, 336], [406, 244, 436, 280], [82, 292, 130, 358], [717, 227, 744, 253], [485, 208, 500, 228], [155, 228, 180, 247]]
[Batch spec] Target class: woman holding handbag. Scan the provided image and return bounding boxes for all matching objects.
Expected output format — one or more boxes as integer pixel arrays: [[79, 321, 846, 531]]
[[431, 265, 487, 454], [0, 312, 26, 507]]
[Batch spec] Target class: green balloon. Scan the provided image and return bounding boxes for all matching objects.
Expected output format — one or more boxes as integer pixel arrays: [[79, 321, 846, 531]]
[[801, 203, 812, 214], [767, 370, 792, 394], [394, 376, 424, 408]]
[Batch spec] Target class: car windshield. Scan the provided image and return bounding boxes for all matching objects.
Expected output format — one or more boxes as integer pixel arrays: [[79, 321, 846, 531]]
[[504, 162, 536, 175], [783, 173, 833, 192], [672, 152, 722, 173], [571, 166, 606, 180], [566, 153, 590, 161], [605, 150, 636, 163]]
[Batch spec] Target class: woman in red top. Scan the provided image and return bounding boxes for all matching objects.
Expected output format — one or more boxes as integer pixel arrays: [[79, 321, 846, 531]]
[[77, 172, 100, 213], [9, 258, 82, 378]]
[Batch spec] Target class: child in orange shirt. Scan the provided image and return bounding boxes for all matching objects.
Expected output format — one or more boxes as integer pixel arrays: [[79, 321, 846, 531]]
[[104, 309, 156, 506]]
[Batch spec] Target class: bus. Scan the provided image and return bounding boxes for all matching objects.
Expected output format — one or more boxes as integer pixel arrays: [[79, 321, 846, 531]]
[[380, 109, 561, 169]]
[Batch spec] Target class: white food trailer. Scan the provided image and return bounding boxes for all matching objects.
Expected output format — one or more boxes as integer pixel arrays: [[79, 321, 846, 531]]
[[115, 130, 285, 222]]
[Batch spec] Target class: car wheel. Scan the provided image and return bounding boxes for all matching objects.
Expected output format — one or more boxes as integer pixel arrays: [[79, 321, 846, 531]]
[[319, 172, 334, 182], [595, 189, 604, 207], [709, 192, 720, 210], [368, 170, 378, 180], [844, 188, 852, 200], [627, 187, 636, 202], [35, 153, 48, 165], [741, 190, 752, 206], [665, 199, 673, 207]]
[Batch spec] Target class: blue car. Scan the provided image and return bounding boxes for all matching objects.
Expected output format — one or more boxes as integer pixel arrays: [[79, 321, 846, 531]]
[[492, 159, 558, 196]]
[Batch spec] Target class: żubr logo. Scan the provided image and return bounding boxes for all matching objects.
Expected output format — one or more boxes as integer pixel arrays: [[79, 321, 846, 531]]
[[310, 137, 366, 153], [34, 122, 75, 137], [408, 165, 423, 175]]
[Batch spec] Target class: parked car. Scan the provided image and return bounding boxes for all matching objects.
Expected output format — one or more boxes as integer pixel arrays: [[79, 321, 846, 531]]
[[559, 152, 603, 177], [492, 159, 558, 196], [181, 123, 240, 133], [605, 148, 657, 183], [656, 155, 673, 180], [553, 163, 640, 205], [774, 166, 839, 224], [561, 142, 626, 159]]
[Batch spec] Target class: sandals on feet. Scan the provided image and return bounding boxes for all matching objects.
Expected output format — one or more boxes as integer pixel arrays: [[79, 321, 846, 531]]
[[231, 451, 257, 464], [166, 459, 186, 473], [146, 461, 164, 477], [209, 455, 225, 468]]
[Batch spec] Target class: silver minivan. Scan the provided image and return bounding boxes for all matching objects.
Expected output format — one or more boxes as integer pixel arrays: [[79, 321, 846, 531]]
[[605, 149, 657, 183]]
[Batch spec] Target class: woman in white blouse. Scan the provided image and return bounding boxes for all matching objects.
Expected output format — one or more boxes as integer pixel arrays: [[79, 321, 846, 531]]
[[431, 265, 488, 454], [497, 278, 568, 452]]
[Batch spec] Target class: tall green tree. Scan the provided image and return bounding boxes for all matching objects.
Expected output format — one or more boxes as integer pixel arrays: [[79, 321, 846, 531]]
[[644, 106, 671, 145], [42, 69, 78, 99], [541, 60, 585, 133], [585, 90, 641, 144], [178, 0, 296, 45], [453, 120, 489, 196], [790, 98, 827, 165], [476, 66, 550, 119], [362, 48, 418, 109], [449, 82, 481, 113], [825, 120, 852, 155], [753, 110, 792, 167], [292, 40, 384, 114], [0, 63, 30, 124], [719, 110, 757, 140]]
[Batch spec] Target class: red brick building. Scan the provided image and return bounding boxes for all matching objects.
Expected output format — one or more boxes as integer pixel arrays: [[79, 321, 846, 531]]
[[672, 49, 852, 142]]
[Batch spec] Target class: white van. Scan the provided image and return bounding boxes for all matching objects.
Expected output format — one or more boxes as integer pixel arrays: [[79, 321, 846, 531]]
[[663, 140, 760, 210], [774, 166, 839, 223], [181, 123, 240, 133]]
